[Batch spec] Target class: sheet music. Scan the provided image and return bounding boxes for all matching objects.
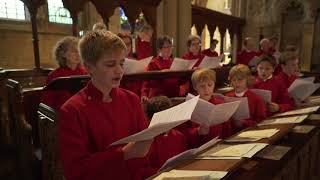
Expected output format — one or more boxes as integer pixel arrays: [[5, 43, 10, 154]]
[[288, 78, 320, 102], [159, 137, 220, 171], [111, 96, 200, 145], [258, 115, 309, 126], [123, 56, 152, 74], [170, 58, 198, 71], [271, 106, 320, 118], [198, 55, 224, 68], [187, 94, 241, 126], [153, 170, 228, 180], [250, 89, 272, 103], [200, 143, 268, 158], [213, 93, 250, 121], [237, 129, 279, 139]]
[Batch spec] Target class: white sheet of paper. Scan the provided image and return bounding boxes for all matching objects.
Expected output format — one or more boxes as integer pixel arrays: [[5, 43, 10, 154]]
[[213, 93, 250, 121], [187, 94, 241, 126], [111, 96, 200, 145], [201, 143, 267, 158], [170, 58, 197, 71], [288, 78, 320, 102], [271, 106, 320, 118], [299, 96, 320, 107], [250, 89, 272, 103], [123, 56, 152, 74], [153, 170, 228, 180], [198, 55, 224, 68], [159, 137, 220, 171], [258, 115, 309, 126], [256, 145, 291, 160], [237, 129, 279, 139]]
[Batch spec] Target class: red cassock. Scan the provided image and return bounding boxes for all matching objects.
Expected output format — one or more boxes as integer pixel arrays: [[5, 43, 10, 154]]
[[175, 96, 233, 149], [275, 71, 298, 89], [181, 51, 205, 67], [253, 76, 294, 114], [41, 65, 88, 110], [141, 56, 182, 98], [148, 129, 187, 169], [59, 82, 151, 180], [236, 50, 259, 66], [226, 90, 267, 128], [136, 36, 152, 60], [201, 49, 218, 57]]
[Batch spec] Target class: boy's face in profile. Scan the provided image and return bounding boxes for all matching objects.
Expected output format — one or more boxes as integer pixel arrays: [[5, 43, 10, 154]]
[[282, 58, 300, 76], [257, 61, 274, 80], [86, 49, 126, 89], [194, 80, 215, 101], [230, 75, 247, 93]]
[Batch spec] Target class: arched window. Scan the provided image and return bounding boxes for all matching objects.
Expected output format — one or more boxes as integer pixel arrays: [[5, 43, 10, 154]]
[[0, 0, 26, 20], [47, 0, 72, 24], [120, 7, 131, 32]]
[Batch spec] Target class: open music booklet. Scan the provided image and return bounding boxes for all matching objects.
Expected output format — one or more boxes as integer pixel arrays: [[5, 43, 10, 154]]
[[212, 93, 250, 121], [123, 56, 152, 74], [288, 77, 320, 104], [170, 58, 197, 71], [111, 95, 200, 145], [153, 169, 228, 180], [198, 55, 224, 69], [250, 89, 272, 103], [186, 93, 242, 126]]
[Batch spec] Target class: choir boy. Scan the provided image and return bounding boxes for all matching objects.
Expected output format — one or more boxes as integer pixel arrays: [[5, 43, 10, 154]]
[[236, 37, 259, 66], [253, 55, 294, 114], [226, 64, 267, 128], [41, 36, 87, 110], [59, 30, 153, 180], [202, 39, 219, 57]]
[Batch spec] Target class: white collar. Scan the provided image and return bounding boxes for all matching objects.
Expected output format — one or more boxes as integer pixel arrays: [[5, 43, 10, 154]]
[[262, 75, 273, 82], [235, 89, 248, 97]]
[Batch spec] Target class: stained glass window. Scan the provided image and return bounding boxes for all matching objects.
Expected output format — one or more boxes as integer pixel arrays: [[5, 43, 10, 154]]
[[0, 0, 26, 20], [48, 0, 72, 24]]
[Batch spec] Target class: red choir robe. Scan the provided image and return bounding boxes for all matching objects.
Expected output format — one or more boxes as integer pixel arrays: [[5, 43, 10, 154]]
[[275, 71, 298, 89], [59, 82, 151, 180], [148, 129, 187, 169], [41, 65, 88, 110], [136, 36, 152, 60], [202, 49, 218, 57], [181, 51, 205, 67], [236, 50, 258, 66], [176, 96, 233, 148], [253, 76, 294, 114], [141, 56, 182, 98], [226, 90, 267, 128]]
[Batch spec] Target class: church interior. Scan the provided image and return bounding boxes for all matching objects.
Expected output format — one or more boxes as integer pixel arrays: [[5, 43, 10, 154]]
[[1, 0, 320, 179]]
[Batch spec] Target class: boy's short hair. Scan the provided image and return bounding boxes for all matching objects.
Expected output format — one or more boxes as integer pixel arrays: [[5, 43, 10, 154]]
[[157, 35, 172, 49], [92, 22, 107, 31], [187, 35, 201, 47], [256, 55, 277, 67], [145, 96, 172, 119], [53, 36, 79, 67], [79, 30, 127, 65], [243, 37, 252, 46], [210, 39, 219, 45], [191, 68, 216, 86], [229, 64, 254, 86], [117, 33, 132, 43], [279, 51, 298, 65]]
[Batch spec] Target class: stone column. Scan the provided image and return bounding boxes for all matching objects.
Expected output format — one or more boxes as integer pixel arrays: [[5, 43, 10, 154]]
[[300, 22, 314, 71], [177, 0, 192, 56]]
